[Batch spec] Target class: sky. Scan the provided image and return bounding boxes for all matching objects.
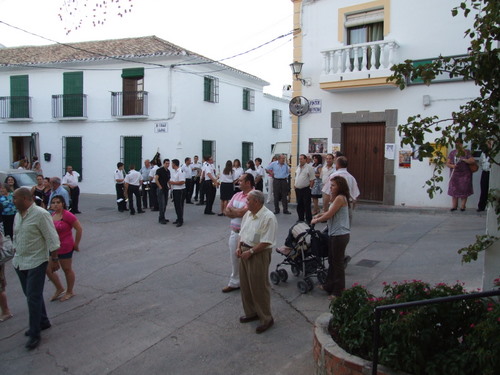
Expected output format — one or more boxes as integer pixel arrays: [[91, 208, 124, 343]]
[[0, 0, 294, 96]]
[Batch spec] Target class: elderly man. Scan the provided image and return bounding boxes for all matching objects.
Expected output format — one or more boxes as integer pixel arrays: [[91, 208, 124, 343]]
[[294, 154, 315, 223], [222, 173, 255, 293], [139, 159, 152, 209], [266, 154, 291, 215], [48, 177, 70, 208], [12, 188, 60, 350], [62, 165, 81, 214], [237, 190, 277, 334]]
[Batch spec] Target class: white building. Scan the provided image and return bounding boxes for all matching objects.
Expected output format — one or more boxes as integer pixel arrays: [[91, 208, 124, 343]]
[[0, 36, 291, 194], [290, 0, 480, 208]]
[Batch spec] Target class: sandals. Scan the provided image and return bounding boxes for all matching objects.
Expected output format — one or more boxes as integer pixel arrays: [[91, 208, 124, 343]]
[[0, 313, 13, 322], [60, 293, 74, 302], [50, 290, 65, 302]]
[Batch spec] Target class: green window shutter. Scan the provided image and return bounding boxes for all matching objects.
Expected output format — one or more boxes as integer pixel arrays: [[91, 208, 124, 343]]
[[202, 140, 213, 159], [124, 137, 142, 172], [10, 75, 29, 118], [65, 137, 83, 179], [242, 142, 252, 167], [204, 77, 211, 101], [63, 71, 83, 117], [121, 68, 144, 79], [243, 89, 249, 110]]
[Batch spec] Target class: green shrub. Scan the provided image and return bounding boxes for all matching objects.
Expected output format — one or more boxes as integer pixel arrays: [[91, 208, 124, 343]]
[[329, 280, 499, 375]]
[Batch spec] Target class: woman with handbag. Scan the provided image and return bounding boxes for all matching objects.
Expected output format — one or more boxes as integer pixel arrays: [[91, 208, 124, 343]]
[[446, 139, 476, 211], [0, 211, 14, 322]]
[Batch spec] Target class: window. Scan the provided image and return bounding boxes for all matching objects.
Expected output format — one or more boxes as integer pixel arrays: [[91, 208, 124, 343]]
[[63, 136, 83, 179], [122, 68, 145, 116], [10, 75, 30, 118], [272, 109, 282, 129], [121, 136, 142, 172], [345, 9, 384, 45], [242, 142, 253, 167], [204, 76, 219, 103], [202, 140, 216, 163], [242, 88, 255, 111], [63, 72, 84, 117]]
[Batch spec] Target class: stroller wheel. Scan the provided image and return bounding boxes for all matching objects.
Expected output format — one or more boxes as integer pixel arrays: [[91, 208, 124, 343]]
[[270, 271, 280, 285], [278, 269, 288, 282], [297, 280, 309, 294], [305, 277, 314, 291], [317, 270, 327, 285], [291, 265, 301, 277]]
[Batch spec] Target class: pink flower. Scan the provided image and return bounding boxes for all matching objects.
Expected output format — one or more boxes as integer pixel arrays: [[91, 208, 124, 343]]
[[470, 324, 475, 328], [395, 294, 402, 299]]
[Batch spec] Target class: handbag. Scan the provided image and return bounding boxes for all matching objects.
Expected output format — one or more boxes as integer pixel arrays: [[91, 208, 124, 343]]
[[0, 230, 15, 264], [469, 162, 479, 173]]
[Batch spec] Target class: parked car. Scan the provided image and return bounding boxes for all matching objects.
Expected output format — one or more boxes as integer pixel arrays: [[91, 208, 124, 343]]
[[0, 169, 38, 189]]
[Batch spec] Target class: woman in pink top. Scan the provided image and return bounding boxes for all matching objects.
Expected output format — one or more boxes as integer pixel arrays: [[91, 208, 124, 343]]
[[46, 195, 83, 302]]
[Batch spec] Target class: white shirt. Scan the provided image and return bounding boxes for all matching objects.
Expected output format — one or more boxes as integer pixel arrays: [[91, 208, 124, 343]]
[[191, 162, 202, 178], [255, 165, 265, 181], [245, 168, 258, 179], [219, 172, 234, 183], [62, 171, 80, 187], [321, 165, 335, 185], [115, 169, 125, 184], [233, 167, 244, 182], [124, 169, 142, 186], [294, 163, 315, 189], [322, 168, 360, 200], [181, 164, 192, 179], [149, 165, 159, 180], [203, 163, 216, 181], [170, 168, 186, 190], [240, 205, 277, 249]]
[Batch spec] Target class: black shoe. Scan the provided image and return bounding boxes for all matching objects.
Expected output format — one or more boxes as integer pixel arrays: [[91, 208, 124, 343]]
[[25, 323, 51, 337], [73, 211, 82, 214], [204, 212, 215, 215], [151, 209, 159, 212], [283, 211, 292, 215], [137, 210, 146, 214], [196, 203, 204, 206], [173, 220, 179, 224], [159, 219, 167, 225], [130, 212, 135, 215], [186, 201, 193, 204], [274, 210, 280, 214], [25, 336, 40, 350], [176, 223, 183, 227]]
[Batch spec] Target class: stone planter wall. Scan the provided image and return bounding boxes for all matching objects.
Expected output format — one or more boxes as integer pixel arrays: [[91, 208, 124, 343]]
[[313, 313, 408, 375]]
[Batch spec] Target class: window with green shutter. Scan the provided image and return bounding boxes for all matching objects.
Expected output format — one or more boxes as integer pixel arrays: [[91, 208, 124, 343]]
[[122, 136, 142, 172], [204, 76, 219, 103], [202, 140, 215, 162], [10, 75, 30, 118], [242, 142, 253, 167], [63, 72, 84, 117], [242, 88, 255, 111], [64, 137, 83, 179]]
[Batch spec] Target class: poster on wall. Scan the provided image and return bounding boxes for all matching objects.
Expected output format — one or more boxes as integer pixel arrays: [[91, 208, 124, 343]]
[[399, 150, 412, 168], [332, 144, 341, 154], [308, 138, 327, 154]]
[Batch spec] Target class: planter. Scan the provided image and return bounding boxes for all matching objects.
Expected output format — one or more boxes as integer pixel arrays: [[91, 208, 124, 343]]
[[313, 313, 409, 375]]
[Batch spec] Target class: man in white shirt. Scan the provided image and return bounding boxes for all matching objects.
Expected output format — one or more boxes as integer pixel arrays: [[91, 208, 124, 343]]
[[320, 154, 336, 212], [114, 162, 127, 212], [62, 165, 81, 214], [169, 159, 186, 227], [191, 155, 202, 202], [124, 164, 144, 215], [139, 159, 152, 209], [294, 154, 315, 223], [203, 156, 218, 215], [181, 157, 194, 204]]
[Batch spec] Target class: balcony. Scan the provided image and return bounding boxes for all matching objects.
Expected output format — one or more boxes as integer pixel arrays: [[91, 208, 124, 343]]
[[320, 40, 399, 91], [52, 94, 88, 120], [0, 96, 32, 121], [111, 91, 148, 118]]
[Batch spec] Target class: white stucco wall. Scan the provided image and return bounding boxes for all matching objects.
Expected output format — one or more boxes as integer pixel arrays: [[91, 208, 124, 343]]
[[0, 55, 291, 195], [294, 0, 481, 208]]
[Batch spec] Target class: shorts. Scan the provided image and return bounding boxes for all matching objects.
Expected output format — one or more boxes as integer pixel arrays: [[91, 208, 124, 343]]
[[59, 250, 74, 260]]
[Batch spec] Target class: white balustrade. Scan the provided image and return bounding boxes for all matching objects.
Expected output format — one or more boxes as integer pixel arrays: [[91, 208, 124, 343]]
[[321, 40, 399, 76]]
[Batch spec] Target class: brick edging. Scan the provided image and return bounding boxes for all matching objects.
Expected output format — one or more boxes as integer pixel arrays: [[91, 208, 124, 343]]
[[313, 313, 408, 375]]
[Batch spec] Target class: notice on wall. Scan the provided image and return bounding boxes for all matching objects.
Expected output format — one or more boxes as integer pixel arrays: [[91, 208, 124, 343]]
[[309, 138, 327, 153], [399, 150, 412, 168], [154, 122, 168, 133], [309, 99, 322, 114], [385, 144, 395, 160], [332, 144, 341, 154]]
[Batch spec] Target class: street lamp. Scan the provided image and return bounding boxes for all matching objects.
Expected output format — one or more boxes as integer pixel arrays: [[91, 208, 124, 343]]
[[290, 61, 307, 85]]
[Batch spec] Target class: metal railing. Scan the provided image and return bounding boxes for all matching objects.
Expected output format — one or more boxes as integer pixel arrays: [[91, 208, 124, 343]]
[[111, 91, 148, 117], [0, 96, 32, 119], [372, 289, 500, 375], [52, 94, 87, 118]]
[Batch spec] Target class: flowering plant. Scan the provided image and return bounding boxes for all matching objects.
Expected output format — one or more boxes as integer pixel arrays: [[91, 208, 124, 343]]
[[329, 280, 499, 375]]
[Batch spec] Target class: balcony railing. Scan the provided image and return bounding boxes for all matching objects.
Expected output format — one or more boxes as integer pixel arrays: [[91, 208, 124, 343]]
[[0, 96, 32, 120], [111, 91, 148, 117], [52, 94, 88, 119], [321, 40, 399, 79]]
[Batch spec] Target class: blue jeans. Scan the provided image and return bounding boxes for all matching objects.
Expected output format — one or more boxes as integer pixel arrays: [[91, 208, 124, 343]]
[[157, 187, 169, 221], [15, 262, 50, 338]]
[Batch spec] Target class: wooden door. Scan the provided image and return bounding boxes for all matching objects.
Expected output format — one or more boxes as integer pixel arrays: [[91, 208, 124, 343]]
[[342, 123, 385, 202]]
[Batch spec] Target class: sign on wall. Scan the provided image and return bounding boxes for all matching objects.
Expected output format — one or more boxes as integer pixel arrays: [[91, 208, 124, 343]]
[[154, 122, 168, 133], [309, 99, 322, 113]]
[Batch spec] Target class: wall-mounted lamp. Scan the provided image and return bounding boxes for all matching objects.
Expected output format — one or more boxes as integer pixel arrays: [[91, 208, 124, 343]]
[[290, 61, 308, 85]]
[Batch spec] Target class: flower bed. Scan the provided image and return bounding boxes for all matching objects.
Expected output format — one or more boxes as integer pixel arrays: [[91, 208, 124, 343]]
[[322, 281, 499, 375]]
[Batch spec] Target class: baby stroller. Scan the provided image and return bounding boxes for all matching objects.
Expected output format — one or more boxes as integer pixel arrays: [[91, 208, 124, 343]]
[[270, 222, 350, 294]]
